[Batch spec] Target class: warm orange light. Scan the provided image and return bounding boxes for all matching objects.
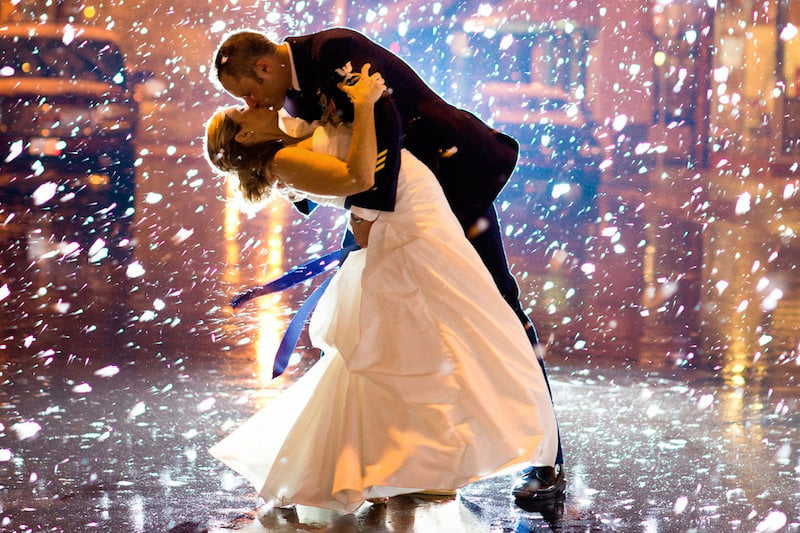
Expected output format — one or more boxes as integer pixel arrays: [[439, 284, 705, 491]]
[[87, 174, 109, 187], [254, 200, 289, 387], [223, 178, 241, 286], [83, 5, 97, 18], [222, 179, 289, 389]]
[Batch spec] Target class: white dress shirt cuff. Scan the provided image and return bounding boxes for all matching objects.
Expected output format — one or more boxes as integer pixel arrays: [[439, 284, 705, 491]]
[[350, 206, 380, 221]]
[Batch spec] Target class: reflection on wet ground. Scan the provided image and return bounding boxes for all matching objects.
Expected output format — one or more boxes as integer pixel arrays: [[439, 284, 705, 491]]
[[1, 152, 799, 532]]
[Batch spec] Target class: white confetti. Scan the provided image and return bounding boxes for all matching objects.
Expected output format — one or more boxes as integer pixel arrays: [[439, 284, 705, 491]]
[[776, 443, 792, 464], [196, 398, 216, 412], [172, 227, 194, 244], [697, 394, 714, 410], [780, 23, 798, 41], [11, 421, 42, 440], [72, 383, 92, 394], [715, 280, 729, 295], [32, 182, 58, 206], [88, 238, 108, 263], [126, 261, 146, 278], [128, 402, 146, 419], [612, 114, 628, 131], [94, 365, 120, 378], [4, 139, 23, 162], [184, 446, 197, 462], [645, 405, 661, 419], [755, 511, 787, 533], [145, 192, 163, 204], [0, 283, 9, 301], [62, 23, 76, 45], [673, 496, 688, 514], [734, 192, 751, 215]]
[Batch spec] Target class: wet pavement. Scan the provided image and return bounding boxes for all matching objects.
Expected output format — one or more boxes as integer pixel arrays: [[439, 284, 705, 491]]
[[2, 143, 800, 532]]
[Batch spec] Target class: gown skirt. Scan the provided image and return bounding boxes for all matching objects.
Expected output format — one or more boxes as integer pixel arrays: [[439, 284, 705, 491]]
[[210, 125, 559, 513]]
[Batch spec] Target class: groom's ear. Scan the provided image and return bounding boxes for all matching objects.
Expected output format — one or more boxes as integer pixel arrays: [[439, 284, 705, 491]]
[[253, 58, 271, 80]]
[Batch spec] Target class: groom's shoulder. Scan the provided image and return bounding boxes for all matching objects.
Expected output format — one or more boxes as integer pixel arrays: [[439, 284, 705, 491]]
[[317, 27, 365, 39], [297, 27, 371, 48]]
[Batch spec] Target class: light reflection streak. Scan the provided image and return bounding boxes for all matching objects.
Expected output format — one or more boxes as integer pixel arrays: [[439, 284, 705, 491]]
[[254, 201, 289, 389], [223, 178, 241, 287], [223, 181, 290, 391], [128, 494, 144, 533], [704, 220, 767, 461], [703, 221, 765, 386]]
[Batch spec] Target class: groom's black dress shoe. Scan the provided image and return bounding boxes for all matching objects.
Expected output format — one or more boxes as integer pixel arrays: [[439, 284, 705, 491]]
[[512, 465, 566, 502]]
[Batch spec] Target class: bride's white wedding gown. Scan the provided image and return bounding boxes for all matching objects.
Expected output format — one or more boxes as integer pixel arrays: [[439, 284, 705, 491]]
[[210, 123, 558, 513]]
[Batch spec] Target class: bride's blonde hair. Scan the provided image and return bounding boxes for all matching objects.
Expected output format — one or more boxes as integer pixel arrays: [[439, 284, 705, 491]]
[[204, 110, 278, 203]]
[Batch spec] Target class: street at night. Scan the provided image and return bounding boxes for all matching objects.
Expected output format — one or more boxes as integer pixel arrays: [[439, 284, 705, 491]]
[[2, 0, 800, 531], [1, 142, 799, 531]]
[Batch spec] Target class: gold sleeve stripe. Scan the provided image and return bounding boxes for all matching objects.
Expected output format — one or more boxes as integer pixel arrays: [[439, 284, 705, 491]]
[[375, 149, 387, 171]]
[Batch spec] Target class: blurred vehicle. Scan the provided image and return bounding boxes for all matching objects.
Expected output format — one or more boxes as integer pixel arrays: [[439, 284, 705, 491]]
[[0, 23, 142, 236]]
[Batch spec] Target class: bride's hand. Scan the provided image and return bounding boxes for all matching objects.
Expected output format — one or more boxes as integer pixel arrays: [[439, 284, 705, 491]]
[[338, 63, 386, 106]]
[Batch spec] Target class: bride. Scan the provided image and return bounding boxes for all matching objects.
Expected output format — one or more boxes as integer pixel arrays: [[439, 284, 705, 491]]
[[204, 64, 558, 513]]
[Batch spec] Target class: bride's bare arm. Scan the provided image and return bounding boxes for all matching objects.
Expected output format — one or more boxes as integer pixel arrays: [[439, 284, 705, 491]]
[[269, 64, 385, 197]]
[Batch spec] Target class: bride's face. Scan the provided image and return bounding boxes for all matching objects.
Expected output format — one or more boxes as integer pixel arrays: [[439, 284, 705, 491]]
[[227, 106, 291, 146]]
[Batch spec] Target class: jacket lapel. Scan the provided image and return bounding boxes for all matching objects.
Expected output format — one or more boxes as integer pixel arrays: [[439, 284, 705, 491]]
[[283, 35, 322, 120]]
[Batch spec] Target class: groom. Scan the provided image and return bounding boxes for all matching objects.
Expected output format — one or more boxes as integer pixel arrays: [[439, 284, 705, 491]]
[[213, 27, 565, 502]]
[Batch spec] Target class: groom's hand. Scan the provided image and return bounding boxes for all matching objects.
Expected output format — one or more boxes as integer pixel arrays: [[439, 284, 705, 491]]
[[350, 213, 374, 248]]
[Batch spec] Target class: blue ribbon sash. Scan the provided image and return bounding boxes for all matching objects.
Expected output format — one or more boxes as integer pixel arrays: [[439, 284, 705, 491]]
[[230, 244, 359, 377]]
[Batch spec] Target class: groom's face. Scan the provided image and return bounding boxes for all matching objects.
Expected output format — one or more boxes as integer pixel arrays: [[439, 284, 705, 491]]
[[221, 73, 271, 110], [221, 56, 287, 111]]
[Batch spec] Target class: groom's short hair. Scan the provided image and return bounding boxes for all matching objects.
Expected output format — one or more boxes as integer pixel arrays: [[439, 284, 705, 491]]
[[214, 31, 277, 81]]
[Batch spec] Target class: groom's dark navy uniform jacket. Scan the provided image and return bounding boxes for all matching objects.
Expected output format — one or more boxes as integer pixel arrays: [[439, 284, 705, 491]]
[[283, 28, 519, 228]]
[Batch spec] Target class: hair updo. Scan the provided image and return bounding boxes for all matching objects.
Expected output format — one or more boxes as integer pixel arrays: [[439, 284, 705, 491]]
[[205, 110, 283, 203]]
